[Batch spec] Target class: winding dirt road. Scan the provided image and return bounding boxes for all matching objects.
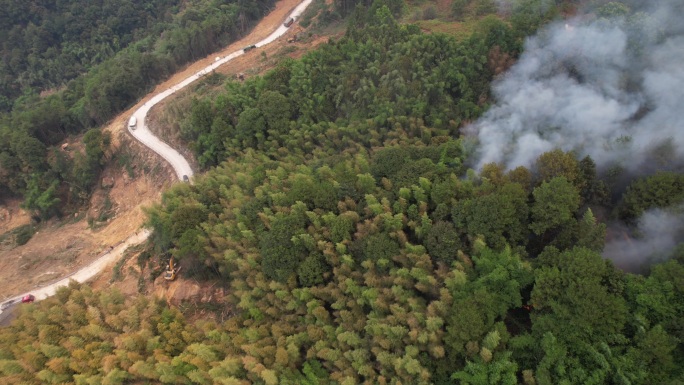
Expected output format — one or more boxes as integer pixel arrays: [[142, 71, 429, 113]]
[[0, 0, 312, 316], [128, 0, 312, 180]]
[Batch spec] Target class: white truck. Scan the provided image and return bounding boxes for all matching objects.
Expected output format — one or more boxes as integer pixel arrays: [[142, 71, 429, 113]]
[[128, 116, 137, 129]]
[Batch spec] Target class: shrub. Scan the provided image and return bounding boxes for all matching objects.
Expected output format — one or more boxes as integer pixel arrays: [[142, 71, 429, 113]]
[[15, 225, 35, 246]]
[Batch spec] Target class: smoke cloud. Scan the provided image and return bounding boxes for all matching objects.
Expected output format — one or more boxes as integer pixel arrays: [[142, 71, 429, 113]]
[[471, 0, 684, 172], [603, 207, 684, 272], [469, 1, 684, 269]]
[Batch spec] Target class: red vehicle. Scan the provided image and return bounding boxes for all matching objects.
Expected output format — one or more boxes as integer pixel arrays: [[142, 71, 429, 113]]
[[21, 294, 35, 303]]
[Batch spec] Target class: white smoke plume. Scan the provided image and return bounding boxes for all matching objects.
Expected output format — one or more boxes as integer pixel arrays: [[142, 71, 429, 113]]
[[470, 1, 684, 268], [603, 207, 684, 272], [471, 0, 684, 172]]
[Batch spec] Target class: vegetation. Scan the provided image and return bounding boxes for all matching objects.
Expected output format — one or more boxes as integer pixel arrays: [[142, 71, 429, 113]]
[[13, 224, 35, 246], [1, 0, 683, 384], [0, 0, 277, 218], [616, 171, 684, 222]]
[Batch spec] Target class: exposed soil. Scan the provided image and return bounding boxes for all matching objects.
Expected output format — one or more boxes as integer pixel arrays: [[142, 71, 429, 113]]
[[0, 134, 173, 300], [0, 0, 322, 300]]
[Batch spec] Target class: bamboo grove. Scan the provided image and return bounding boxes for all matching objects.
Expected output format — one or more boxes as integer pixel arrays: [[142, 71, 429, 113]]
[[2, 1, 684, 384]]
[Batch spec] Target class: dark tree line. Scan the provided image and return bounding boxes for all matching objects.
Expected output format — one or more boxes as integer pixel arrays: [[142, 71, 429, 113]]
[[0, 0, 181, 112]]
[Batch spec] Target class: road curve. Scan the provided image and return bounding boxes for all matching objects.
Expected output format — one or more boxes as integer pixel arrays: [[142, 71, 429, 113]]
[[0, 0, 313, 315], [128, 0, 313, 180]]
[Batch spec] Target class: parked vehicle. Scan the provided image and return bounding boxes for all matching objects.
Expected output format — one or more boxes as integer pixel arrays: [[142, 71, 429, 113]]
[[128, 116, 137, 129], [284, 17, 294, 27], [21, 294, 35, 303], [182, 175, 189, 183], [243, 44, 256, 52]]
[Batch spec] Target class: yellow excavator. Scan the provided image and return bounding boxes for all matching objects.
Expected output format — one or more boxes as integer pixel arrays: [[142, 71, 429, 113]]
[[164, 256, 181, 281]]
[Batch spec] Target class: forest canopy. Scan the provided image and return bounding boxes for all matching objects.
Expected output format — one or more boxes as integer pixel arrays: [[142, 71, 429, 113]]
[[2, 0, 684, 384], [0, 0, 276, 219]]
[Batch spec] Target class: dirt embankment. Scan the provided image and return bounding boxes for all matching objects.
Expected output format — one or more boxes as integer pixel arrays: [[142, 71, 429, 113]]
[[0, 134, 173, 300]]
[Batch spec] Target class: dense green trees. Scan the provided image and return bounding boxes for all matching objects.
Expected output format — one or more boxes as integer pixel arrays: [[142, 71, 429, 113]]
[[0, 0, 180, 111], [133, 5, 683, 382], [135, 137, 683, 383], [529, 176, 580, 236], [178, 3, 519, 171], [0, 0, 275, 114], [453, 182, 529, 250], [0, 283, 198, 385], [617, 172, 684, 222], [2, 1, 683, 384], [21, 175, 60, 220], [0, 0, 278, 219], [6, 176, 683, 383]]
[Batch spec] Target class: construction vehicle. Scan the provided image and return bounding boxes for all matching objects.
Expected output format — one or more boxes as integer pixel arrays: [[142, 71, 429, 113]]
[[164, 256, 180, 281]]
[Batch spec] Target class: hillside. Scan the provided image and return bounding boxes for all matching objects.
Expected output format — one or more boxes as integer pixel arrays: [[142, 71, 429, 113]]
[[0, 0, 281, 252], [0, 0, 311, 300], [1, 0, 684, 384]]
